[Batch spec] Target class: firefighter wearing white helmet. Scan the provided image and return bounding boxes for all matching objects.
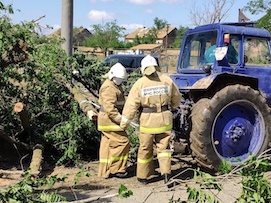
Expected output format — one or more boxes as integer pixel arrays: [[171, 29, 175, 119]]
[[97, 62, 129, 178], [140, 54, 158, 75], [120, 55, 182, 184], [108, 62, 128, 82]]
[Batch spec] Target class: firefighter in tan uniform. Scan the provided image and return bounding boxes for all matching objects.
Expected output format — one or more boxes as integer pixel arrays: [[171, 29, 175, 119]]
[[97, 63, 130, 178], [120, 55, 182, 184]]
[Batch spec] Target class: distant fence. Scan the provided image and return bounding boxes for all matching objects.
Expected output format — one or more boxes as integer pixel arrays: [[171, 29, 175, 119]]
[[74, 46, 180, 58]]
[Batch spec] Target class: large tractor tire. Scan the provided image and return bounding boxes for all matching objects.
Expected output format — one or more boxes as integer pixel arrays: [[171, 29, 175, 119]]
[[190, 85, 271, 173]]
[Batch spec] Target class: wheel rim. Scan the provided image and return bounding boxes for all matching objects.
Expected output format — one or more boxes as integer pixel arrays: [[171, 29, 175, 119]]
[[212, 100, 265, 165]]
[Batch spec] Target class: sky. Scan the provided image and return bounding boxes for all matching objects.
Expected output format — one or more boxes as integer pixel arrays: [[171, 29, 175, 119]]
[[2, 0, 265, 36]]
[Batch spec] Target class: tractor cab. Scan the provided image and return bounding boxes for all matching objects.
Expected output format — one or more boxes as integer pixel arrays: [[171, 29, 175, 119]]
[[171, 22, 271, 103], [178, 28, 239, 73]]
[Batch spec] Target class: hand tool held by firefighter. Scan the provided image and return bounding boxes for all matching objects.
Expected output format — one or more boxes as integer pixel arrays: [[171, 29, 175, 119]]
[[130, 121, 139, 128], [79, 100, 100, 109], [79, 100, 139, 128]]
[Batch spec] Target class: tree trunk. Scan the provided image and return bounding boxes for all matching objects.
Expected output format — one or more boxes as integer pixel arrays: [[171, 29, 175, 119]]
[[29, 144, 43, 175], [14, 102, 30, 136]]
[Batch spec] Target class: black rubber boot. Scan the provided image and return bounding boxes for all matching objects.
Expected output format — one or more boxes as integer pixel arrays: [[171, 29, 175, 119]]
[[164, 173, 171, 184], [111, 172, 128, 178], [137, 178, 148, 185]]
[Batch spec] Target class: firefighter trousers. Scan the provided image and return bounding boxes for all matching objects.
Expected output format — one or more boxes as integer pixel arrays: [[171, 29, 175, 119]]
[[137, 131, 172, 179], [98, 131, 130, 178]]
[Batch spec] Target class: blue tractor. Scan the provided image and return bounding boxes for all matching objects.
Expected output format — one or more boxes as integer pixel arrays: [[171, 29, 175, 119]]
[[170, 22, 271, 173]]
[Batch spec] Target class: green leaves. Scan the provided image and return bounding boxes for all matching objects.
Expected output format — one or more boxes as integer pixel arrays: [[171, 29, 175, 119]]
[[39, 191, 67, 202], [243, 0, 271, 33], [218, 159, 232, 174], [118, 184, 133, 198], [0, 2, 100, 166], [237, 154, 271, 203], [243, 0, 271, 15], [184, 169, 222, 202], [183, 153, 271, 203], [74, 166, 91, 185], [255, 10, 271, 34], [0, 170, 67, 202], [85, 20, 126, 55], [187, 186, 220, 203]]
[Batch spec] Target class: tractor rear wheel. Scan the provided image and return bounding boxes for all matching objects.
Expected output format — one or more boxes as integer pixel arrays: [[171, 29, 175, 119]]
[[190, 85, 271, 173]]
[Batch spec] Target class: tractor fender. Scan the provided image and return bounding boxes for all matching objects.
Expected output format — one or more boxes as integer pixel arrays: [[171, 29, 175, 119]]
[[188, 72, 258, 102]]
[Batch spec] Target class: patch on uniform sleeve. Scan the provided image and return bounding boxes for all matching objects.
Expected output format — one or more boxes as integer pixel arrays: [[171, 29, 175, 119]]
[[141, 85, 170, 97]]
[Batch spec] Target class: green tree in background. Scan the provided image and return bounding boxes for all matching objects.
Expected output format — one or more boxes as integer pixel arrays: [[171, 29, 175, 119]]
[[150, 17, 168, 39], [171, 26, 189, 48], [133, 33, 156, 45], [243, 0, 271, 14], [131, 17, 169, 46], [244, 0, 271, 33], [85, 20, 126, 56], [257, 10, 271, 32]]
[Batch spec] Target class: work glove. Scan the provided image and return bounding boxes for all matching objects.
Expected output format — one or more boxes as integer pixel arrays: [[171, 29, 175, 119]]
[[119, 115, 139, 129], [87, 110, 98, 120]]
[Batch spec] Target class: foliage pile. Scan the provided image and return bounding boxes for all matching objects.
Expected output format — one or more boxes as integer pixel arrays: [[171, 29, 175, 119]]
[[0, 167, 133, 202], [0, 170, 67, 202], [0, 2, 100, 167], [169, 151, 271, 203], [71, 52, 107, 98]]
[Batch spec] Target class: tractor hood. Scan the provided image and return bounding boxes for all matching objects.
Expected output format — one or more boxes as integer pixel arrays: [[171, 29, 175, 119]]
[[170, 72, 258, 91]]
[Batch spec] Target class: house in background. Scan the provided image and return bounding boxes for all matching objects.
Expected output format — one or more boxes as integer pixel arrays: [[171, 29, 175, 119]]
[[130, 44, 162, 55], [48, 27, 92, 46], [125, 26, 177, 48], [156, 27, 177, 48], [73, 46, 104, 57], [125, 27, 149, 43]]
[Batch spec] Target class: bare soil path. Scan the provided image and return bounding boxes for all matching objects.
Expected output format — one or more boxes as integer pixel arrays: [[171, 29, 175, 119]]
[[0, 154, 243, 203]]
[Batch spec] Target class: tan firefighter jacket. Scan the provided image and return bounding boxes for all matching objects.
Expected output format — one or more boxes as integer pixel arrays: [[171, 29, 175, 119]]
[[98, 79, 125, 131], [120, 73, 182, 134]]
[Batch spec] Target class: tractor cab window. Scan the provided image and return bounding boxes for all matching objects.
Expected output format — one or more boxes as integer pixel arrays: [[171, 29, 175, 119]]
[[227, 35, 239, 64], [180, 30, 218, 69], [244, 37, 271, 66]]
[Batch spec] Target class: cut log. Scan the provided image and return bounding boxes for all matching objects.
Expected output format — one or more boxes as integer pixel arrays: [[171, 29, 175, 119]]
[[29, 144, 43, 175], [14, 102, 30, 133]]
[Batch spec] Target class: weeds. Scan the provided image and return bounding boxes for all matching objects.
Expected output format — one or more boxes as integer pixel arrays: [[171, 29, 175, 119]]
[[118, 184, 133, 198], [0, 166, 133, 202], [73, 166, 91, 185], [236, 154, 271, 203], [0, 169, 67, 202], [170, 150, 271, 203]]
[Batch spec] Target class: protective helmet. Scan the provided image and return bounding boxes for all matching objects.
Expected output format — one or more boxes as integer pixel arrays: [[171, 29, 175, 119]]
[[108, 62, 128, 80], [140, 55, 158, 75]]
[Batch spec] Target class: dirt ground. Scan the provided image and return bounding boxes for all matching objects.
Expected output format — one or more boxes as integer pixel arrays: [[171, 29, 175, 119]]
[[0, 153, 245, 203]]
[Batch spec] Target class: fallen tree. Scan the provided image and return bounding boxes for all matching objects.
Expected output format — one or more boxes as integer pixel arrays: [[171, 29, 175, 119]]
[[0, 2, 100, 172]]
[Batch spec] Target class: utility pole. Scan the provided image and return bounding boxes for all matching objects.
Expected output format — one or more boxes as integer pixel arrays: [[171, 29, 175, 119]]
[[166, 23, 170, 58], [61, 0, 73, 56]]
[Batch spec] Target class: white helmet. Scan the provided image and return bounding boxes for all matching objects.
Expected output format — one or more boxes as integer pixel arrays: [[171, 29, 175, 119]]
[[140, 55, 158, 75], [108, 62, 128, 80]]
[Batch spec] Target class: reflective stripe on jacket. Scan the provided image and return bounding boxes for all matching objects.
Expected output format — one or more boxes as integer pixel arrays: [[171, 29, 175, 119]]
[[120, 73, 182, 134], [98, 79, 125, 131], [140, 124, 172, 133]]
